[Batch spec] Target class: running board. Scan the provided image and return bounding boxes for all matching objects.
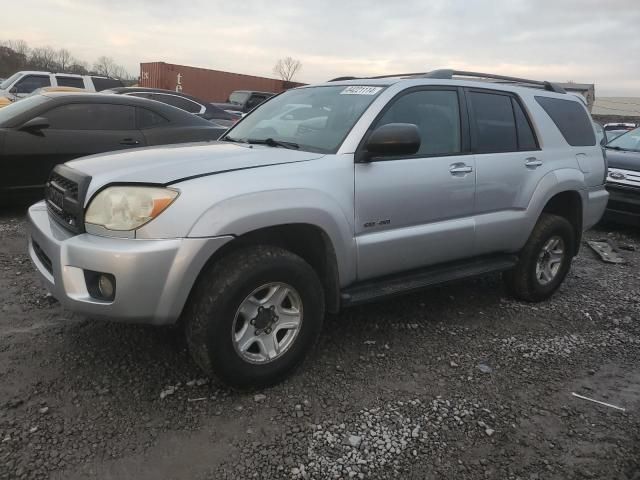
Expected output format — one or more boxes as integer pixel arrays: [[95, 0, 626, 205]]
[[341, 254, 518, 307]]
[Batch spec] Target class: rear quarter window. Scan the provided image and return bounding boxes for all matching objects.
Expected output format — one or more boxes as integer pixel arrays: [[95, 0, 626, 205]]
[[91, 77, 125, 92], [535, 96, 595, 147]]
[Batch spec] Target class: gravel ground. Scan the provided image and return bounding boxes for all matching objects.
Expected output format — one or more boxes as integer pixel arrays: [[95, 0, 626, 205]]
[[1, 205, 639, 480]]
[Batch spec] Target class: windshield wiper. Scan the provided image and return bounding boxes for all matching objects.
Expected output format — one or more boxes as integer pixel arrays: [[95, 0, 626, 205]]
[[605, 146, 628, 151], [222, 136, 247, 143], [246, 138, 300, 150]]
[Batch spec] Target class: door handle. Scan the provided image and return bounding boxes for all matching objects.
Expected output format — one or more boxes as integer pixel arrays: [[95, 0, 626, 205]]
[[120, 138, 140, 146], [449, 163, 473, 175], [525, 157, 543, 168]]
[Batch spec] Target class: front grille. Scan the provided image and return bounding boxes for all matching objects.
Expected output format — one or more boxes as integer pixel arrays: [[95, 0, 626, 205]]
[[32, 240, 53, 275], [607, 185, 640, 215], [49, 171, 79, 199], [45, 165, 92, 234]]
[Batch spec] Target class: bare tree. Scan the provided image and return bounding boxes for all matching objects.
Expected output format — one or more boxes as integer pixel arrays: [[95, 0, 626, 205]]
[[29, 46, 59, 71], [57, 48, 72, 72], [67, 60, 89, 75], [111, 63, 134, 80], [5, 39, 30, 58], [93, 56, 118, 77], [273, 56, 302, 82]]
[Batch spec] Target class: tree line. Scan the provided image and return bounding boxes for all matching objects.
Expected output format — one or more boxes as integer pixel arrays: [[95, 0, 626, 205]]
[[0, 39, 134, 80]]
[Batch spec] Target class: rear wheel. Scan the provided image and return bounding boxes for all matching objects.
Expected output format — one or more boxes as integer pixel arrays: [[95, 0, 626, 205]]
[[503, 213, 575, 302], [184, 246, 324, 389]]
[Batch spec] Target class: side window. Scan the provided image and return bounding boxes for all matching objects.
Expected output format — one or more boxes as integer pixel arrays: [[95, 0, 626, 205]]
[[246, 95, 267, 110], [535, 96, 596, 146], [15, 75, 51, 94], [44, 103, 136, 130], [152, 94, 202, 114], [91, 77, 124, 91], [375, 89, 461, 156], [469, 91, 517, 154], [512, 99, 538, 151], [55, 76, 84, 88], [138, 108, 169, 129]]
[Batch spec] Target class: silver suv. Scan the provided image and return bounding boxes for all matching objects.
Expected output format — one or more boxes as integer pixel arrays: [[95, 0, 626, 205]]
[[28, 70, 608, 388]]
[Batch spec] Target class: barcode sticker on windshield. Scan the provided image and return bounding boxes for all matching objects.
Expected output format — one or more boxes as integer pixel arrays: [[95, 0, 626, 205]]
[[340, 86, 383, 95]]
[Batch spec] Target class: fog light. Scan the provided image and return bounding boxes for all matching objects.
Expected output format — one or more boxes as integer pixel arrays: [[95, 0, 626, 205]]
[[98, 274, 115, 300], [84, 270, 116, 301]]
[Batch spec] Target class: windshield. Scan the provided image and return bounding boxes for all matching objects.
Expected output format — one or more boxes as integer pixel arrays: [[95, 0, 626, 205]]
[[0, 72, 22, 90], [224, 85, 386, 153], [229, 91, 250, 105], [607, 127, 640, 151], [0, 95, 50, 127]]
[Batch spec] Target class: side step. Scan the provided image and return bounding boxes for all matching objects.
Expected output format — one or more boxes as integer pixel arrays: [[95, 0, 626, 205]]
[[340, 254, 518, 307]]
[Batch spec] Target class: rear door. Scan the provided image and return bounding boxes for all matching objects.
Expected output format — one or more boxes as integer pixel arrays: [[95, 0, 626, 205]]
[[3, 102, 145, 188], [354, 87, 476, 280], [466, 89, 545, 255]]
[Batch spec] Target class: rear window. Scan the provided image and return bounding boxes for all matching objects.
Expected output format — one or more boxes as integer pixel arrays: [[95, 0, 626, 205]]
[[535, 96, 595, 146], [56, 76, 84, 88], [91, 77, 124, 92]]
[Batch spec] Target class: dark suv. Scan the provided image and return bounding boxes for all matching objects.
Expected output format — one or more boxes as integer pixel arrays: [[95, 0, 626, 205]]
[[106, 87, 238, 128]]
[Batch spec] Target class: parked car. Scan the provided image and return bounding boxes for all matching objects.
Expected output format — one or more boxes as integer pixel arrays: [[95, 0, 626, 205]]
[[211, 90, 274, 114], [29, 86, 88, 96], [0, 95, 12, 109], [605, 129, 631, 142], [27, 70, 607, 388], [0, 92, 226, 200], [105, 87, 238, 128], [603, 127, 640, 225], [603, 122, 637, 141], [0, 71, 123, 101]]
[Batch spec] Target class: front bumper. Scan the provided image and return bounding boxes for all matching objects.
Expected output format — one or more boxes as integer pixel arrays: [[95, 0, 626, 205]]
[[604, 184, 640, 226], [28, 202, 233, 325]]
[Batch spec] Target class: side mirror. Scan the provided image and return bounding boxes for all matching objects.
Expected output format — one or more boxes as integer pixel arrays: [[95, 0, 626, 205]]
[[20, 117, 50, 135], [9, 86, 18, 94], [363, 123, 421, 160]]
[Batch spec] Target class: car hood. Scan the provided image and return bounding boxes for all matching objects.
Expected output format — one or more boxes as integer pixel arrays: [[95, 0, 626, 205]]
[[605, 148, 640, 172], [67, 141, 325, 187]]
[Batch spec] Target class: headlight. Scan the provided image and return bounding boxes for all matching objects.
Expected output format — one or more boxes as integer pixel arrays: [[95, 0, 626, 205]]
[[85, 186, 179, 231]]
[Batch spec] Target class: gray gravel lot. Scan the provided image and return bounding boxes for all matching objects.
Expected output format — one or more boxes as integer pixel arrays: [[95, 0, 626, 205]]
[[1, 205, 639, 480]]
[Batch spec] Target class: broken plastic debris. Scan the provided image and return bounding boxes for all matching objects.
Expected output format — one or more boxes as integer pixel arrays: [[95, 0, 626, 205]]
[[586, 240, 625, 264]]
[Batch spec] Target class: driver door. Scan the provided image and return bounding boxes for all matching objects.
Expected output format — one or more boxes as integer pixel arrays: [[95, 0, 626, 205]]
[[354, 87, 476, 280]]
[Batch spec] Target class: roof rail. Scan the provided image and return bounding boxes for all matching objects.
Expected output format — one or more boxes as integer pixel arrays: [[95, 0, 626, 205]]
[[328, 76, 361, 82], [422, 69, 566, 94]]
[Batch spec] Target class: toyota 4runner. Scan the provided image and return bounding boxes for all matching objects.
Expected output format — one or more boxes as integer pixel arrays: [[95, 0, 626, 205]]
[[28, 69, 608, 388]]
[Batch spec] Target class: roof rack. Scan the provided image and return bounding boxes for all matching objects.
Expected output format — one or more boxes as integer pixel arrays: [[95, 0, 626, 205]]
[[422, 69, 566, 94], [327, 69, 566, 94]]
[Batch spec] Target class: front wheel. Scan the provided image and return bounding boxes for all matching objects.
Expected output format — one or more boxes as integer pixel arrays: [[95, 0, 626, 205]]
[[184, 246, 325, 389], [503, 213, 575, 302]]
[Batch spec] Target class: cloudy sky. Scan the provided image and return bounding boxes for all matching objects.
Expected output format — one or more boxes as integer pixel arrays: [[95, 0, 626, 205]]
[[4, 0, 640, 96]]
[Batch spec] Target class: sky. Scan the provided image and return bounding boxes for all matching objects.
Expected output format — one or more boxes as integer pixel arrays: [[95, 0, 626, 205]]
[[3, 0, 640, 96]]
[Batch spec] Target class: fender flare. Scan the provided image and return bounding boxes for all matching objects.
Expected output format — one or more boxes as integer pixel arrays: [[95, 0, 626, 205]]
[[188, 188, 356, 286]]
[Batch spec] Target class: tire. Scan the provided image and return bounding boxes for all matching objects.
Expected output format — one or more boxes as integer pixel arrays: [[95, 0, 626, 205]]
[[184, 245, 325, 390], [503, 213, 575, 302]]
